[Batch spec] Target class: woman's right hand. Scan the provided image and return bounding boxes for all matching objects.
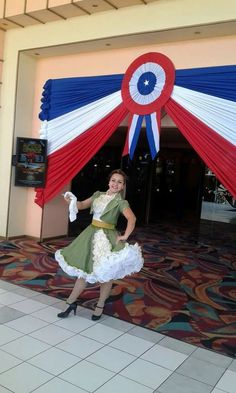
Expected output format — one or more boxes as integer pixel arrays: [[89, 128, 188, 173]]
[[63, 194, 71, 204]]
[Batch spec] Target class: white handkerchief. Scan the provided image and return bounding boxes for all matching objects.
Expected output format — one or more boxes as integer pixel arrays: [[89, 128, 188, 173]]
[[64, 191, 78, 222]]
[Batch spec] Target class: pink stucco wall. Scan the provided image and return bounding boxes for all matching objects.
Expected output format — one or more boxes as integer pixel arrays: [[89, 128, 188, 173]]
[[28, 34, 236, 238]]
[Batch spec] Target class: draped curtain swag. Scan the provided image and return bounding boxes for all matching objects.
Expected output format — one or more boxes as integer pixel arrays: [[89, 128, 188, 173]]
[[35, 54, 236, 207]]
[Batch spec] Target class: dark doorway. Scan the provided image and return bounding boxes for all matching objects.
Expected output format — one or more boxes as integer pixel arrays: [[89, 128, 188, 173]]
[[69, 127, 204, 235], [123, 148, 204, 225]]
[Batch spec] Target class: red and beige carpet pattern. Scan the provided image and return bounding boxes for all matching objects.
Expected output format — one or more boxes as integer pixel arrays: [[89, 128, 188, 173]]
[[0, 221, 236, 357]]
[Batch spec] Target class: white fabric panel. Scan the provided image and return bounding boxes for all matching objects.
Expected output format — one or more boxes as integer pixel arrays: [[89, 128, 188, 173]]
[[128, 114, 139, 149], [171, 85, 236, 146], [150, 112, 160, 153], [40, 91, 122, 154]]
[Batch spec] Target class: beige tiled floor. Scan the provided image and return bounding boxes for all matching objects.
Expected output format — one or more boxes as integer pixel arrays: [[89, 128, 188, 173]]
[[0, 279, 235, 393]]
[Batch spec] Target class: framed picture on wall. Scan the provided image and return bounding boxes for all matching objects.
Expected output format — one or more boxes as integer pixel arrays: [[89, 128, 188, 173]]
[[15, 137, 48, 188]]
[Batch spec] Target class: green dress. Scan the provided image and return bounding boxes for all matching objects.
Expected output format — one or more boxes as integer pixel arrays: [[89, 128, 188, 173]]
[[55, 191, 144, 283]]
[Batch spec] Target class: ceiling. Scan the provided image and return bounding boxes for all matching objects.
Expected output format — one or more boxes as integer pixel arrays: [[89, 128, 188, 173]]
[[0, 0, 235, 58], [0, 0, 156, 30]]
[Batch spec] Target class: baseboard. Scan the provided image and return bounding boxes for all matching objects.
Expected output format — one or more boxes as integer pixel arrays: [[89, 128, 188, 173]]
[[0, 234, 69, 242], [40, 234, 68, 241], [5, 235, 40, 241]]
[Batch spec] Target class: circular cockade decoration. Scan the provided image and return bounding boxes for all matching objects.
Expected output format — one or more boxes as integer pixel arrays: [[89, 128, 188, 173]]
[[121, 52, 175, 115]]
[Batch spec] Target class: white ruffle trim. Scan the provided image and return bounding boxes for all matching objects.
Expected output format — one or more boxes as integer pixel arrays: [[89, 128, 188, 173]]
[[93, 242, 144, 283], [55, 249, 97, 283], [55, 241, 144, 284], [92, 229, 112, 268]]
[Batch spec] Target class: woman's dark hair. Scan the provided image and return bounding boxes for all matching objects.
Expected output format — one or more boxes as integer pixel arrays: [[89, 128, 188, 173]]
[[108, 169, 128, 184]]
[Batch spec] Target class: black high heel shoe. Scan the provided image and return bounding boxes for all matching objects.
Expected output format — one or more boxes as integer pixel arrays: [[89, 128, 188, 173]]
[[91, 305, 104, 321], [57, 302, 77, 318]]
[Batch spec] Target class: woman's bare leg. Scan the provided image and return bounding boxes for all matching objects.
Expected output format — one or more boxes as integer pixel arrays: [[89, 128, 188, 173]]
[[93, 281, 113, 316], [57, 277, 87, 318], [67, 278, 87, 304]]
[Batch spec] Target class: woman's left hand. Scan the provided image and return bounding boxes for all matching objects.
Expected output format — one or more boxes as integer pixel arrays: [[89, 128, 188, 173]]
[[116, 235, 127, 243]]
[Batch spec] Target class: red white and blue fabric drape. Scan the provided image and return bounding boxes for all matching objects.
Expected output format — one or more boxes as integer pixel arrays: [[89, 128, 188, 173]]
[[35, 53, 236, 207], [121, 53, 175, 159], [166, 65, 236, 199]]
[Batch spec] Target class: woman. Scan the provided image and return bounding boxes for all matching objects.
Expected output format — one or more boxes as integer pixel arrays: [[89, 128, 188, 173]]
[[55, 169, 144, 320]]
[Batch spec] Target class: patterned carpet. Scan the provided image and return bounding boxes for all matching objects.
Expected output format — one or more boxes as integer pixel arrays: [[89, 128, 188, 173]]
[[1, 220, 236, 358]]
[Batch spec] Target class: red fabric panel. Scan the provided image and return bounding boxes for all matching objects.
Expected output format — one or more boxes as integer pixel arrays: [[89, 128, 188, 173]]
[[165, 98, 236, 198], [35, 103, 128, 207], [122, 113, 133, 157]]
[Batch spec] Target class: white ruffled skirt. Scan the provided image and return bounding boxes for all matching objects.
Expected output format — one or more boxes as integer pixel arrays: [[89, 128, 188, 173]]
[[55, 227, 144, 284]]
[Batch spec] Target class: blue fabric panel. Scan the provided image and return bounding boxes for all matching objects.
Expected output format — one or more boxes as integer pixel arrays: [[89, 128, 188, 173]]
[[130, 116, 143, 160], [39, 74, 123, 121], [39, 64, 236, 122], [145, 115, 157, 160], [175, 65, 236, 102]]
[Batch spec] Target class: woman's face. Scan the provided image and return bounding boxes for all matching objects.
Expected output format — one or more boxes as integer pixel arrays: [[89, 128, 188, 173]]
[[108, 173, 125, 194]]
